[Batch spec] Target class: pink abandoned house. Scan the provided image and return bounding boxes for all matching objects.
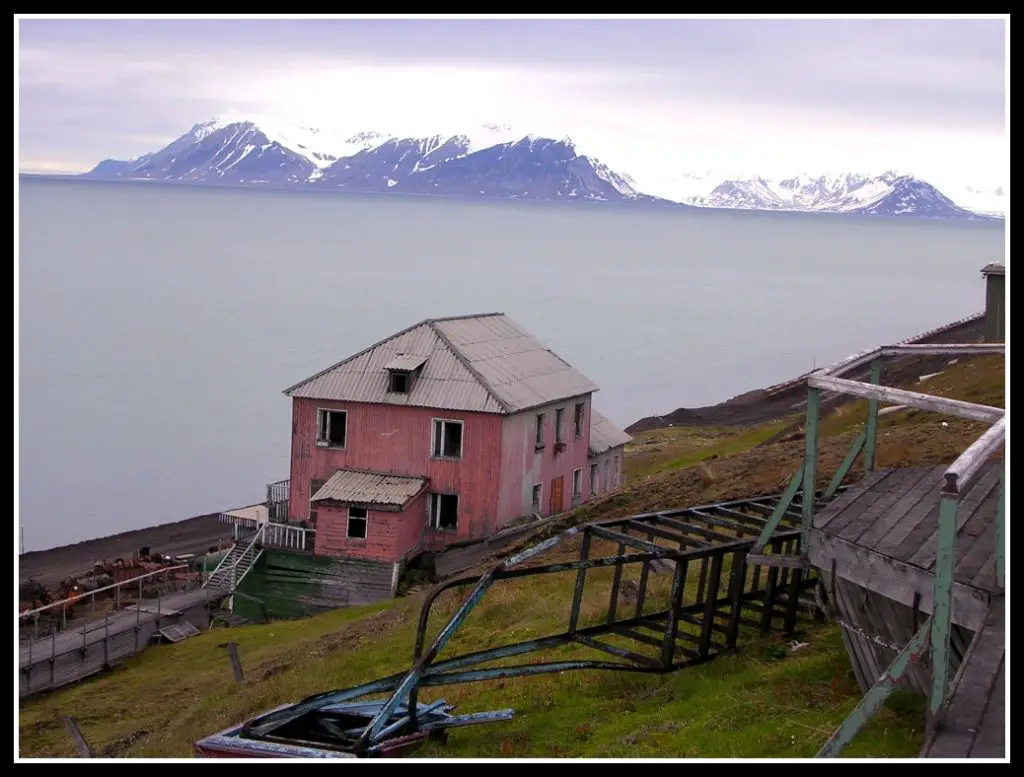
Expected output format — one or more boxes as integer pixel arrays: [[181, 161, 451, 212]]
[[217, 313, 631, 614]]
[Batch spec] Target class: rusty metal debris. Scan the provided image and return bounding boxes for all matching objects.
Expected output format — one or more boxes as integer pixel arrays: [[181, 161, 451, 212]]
[[195, 492, 833, 758]]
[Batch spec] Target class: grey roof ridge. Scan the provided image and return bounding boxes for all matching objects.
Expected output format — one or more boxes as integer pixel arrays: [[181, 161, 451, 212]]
[[427, 319, 516, 414], [280, 311, 505, 397]]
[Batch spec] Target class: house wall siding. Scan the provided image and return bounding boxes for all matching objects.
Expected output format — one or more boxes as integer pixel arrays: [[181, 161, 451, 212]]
[[496, 394, 593, 524], [591, 444, 626, 496], [313, 491, 428, 562], [288, 398, 503, 546]]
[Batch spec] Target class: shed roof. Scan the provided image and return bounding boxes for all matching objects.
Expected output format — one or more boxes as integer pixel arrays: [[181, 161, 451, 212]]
[[284, 313, 599, 415], [589, 410, 633, 457], [311, 469, 428, 509]]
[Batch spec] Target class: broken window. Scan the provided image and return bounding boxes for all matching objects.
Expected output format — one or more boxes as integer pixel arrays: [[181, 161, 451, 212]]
[[347, 507, 367, 539], [535, 413, 545, 447], [574, 402, 585, 439], [532, 483, 542, 514], [572, 468, 583, 499], [428, 493, 459, 531], [555, 407, 565, 443], [590, 464, 598, 496], [389, 371, 409, 394], [316, 409, 347, 447], [432, 419, 463, 459]]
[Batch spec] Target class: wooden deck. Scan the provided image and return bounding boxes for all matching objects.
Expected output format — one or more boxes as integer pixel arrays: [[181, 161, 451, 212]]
[[922, 597, 1005, 758], [19, 586, 221, 697], [808, 461, 1004, 759], [808, 461, 1001, 631]]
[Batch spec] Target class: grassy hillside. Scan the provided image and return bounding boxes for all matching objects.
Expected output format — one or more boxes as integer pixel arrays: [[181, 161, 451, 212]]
[[18, 355, 1003, 759]]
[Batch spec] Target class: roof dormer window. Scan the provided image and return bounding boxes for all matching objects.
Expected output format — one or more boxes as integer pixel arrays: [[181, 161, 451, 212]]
[[389, 371, 409, 394], [384, 353, 428, 395]]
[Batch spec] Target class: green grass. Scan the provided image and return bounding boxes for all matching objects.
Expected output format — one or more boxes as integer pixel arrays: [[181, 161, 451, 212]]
[[626, 421, 788, 480], [18, 556, 924, 759]]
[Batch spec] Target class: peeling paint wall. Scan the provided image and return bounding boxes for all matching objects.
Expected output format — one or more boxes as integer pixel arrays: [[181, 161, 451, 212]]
[[314, 491, 428, 562], [289, 398, 503, 547], [234, 550, 394, 622], [497, 394, 593, 524], [590, 444, 626, 496]]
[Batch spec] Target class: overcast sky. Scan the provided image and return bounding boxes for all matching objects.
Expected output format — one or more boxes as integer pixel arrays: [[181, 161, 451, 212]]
[[17, 15, 1007, 191]]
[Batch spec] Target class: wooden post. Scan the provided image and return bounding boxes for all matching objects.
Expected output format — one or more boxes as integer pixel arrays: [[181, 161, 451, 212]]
[[61, 715, 94, 757], [801, 387, 820, 556], [225, 641, 244, 684], [996, 474, 1005, 590], [864, 358, 882, 472], [929, 494, 959, 720]]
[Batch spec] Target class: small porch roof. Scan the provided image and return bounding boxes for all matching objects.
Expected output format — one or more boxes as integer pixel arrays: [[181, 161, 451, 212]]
[[311, 469, 429, 511], [383, 353, 429, 372]]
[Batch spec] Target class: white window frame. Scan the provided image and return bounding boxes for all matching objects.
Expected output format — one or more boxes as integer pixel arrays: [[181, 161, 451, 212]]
[[431, 418, 464, 460], [590, 463, 599, 497], [531, 483, 543, 514], [347, 506, 368, 539], [535, 413, 545, 448], [316, 408, 348, 448], [574, 402, 585, 440], [572, 467, 583, 499], [427, 492, 460, 532], [555, 407, 566, 444]]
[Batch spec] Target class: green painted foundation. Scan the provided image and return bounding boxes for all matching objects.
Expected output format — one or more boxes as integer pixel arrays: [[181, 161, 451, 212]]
[[234, 550, 396, 623]]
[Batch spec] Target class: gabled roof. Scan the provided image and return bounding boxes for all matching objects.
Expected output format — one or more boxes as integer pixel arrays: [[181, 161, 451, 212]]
[[589, 410, 632, 457], [283, 313, 599, 414]]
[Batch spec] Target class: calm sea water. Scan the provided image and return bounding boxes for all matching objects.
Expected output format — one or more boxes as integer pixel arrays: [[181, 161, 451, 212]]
[[17, 177, 1004, 550]]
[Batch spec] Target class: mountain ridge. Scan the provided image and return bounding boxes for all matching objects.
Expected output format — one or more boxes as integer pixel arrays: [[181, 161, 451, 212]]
[[81, 117, 999, 219]]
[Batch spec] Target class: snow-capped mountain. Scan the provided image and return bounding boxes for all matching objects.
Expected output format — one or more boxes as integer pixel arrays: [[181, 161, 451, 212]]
[[81, 115, 998, 217], [84, 117, 650, 203], [685, 172, 985, 218]]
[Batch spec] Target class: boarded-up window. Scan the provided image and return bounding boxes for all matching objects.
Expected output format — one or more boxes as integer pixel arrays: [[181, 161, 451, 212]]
[[347, 507, 367, 539], [428, 492, 459, 531], [532, 483, 542, 514]]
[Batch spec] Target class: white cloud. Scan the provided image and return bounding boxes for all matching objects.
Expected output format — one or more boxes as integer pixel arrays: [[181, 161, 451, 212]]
[[17, 20, 1007, 194]]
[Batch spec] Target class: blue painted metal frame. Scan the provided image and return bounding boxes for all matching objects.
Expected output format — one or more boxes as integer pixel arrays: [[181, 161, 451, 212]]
[[204, 493, 820, 757]]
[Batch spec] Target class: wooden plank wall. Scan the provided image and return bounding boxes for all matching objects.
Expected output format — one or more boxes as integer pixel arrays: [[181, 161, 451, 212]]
[[234, 551, 395, 622], [824, 572, 973, 695]]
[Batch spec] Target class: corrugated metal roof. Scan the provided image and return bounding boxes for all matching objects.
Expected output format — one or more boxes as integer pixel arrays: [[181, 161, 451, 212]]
[[589, 410, 632, 457], [284, 313, 600, 415], [383, 353, 429, 371], [311, 469, 428, 508]]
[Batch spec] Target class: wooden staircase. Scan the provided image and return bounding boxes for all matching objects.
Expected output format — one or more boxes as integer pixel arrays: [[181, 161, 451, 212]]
[[203, 525, 265, 595]]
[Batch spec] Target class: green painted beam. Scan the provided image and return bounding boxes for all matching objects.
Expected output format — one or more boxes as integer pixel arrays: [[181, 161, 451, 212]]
[[929, 495, 960, 716], [864, 358, 882, 472], [824, 430, 867, 502], [750, 468, 803, 554], [817, 617, 933, 757], [801, 387, 821, 554]]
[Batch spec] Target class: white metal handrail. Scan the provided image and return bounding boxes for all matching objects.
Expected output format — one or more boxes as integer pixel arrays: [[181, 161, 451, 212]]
[[263, 522, 314, 551], [204, 524, 265, 589]]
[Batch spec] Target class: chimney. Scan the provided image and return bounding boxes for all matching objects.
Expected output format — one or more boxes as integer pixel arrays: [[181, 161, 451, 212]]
[[980, 263, 1005, 343]]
